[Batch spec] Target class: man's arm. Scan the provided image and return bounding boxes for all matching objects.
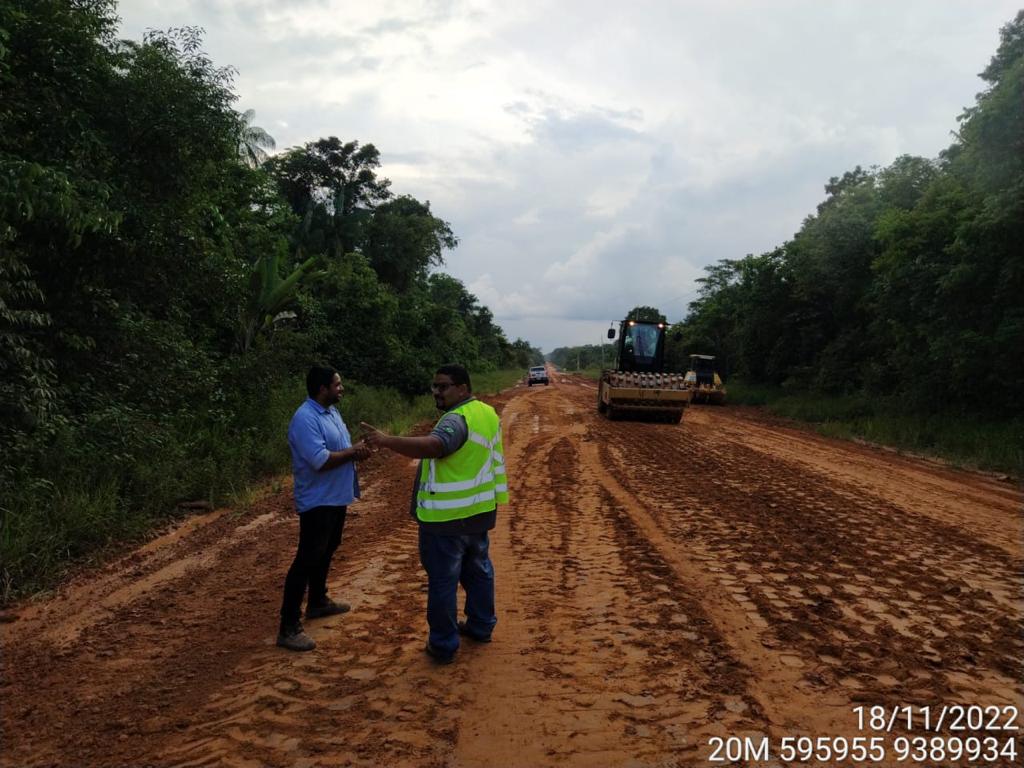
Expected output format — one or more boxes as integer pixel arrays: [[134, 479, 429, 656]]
[[290, 410, 371, 471], [318, 441, 371, 471], [360, 423, 444, 459]]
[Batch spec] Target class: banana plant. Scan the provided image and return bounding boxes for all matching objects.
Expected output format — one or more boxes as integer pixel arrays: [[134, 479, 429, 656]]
[[238, 244, 320, 353]]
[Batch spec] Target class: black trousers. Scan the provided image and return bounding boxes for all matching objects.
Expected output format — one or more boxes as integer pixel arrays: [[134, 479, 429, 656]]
[[279, 505, 347, 629]]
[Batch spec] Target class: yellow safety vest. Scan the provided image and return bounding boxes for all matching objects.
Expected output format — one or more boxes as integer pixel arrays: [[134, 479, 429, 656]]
[[416, 399, 509, 522]]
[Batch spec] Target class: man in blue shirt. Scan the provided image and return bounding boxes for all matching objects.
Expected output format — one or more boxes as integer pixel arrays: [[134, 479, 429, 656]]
[[277, 365, 370, 652]]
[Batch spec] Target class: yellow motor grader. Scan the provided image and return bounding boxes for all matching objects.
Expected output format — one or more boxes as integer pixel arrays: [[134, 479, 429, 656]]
[[597, 319, 690, 422]]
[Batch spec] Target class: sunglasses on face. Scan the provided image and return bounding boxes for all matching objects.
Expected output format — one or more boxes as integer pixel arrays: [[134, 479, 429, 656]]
[[431, 382, 456, 392]]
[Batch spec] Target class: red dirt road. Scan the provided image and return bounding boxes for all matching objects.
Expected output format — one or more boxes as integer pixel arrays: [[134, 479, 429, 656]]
[[2, 374, 1022, 767]]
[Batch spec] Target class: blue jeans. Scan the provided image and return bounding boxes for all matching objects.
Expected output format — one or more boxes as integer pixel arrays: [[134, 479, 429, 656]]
[[418, 528, 497, 654]]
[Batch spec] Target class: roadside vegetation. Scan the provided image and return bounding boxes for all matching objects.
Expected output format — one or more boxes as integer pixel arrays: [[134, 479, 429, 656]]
[[548, 345, 614, 374], [726, 382, 1022, 477], [3, 4, 1020, 599], [0, 2, 540, 601], [555, 13, 1024, 478], [0, 370, 524, 603], [666, 14, 1023, 476]]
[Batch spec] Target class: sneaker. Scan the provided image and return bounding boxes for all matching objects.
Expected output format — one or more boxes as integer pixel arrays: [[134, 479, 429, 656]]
[[277, 624, 316, 652], [305, 598, 351, 619], [457, 620, 492, 643], [424, 641, 455, 665]]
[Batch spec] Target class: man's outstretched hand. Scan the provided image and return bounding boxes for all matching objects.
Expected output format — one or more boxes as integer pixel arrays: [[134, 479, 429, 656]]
[[359, 422, 386, 451], [359, 422, 441, 459]]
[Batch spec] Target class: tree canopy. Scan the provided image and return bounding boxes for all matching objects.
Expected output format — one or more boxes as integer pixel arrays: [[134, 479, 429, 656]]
[[0, 1, 537, 593], [673, 10, 1024, 416]]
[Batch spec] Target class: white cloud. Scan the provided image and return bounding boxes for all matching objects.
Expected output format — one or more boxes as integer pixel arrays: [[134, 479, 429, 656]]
[[115, 0, 1020, 349]]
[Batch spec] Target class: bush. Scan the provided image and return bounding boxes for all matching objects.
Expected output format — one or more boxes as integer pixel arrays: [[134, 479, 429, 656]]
[[0, 368, 525, 602], [726, 378, 1022, 477], [0, 372, 302, 603]]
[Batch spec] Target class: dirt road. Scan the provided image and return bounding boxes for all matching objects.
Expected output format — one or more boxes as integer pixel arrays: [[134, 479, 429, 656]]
[[3, 374, 1022, 767]]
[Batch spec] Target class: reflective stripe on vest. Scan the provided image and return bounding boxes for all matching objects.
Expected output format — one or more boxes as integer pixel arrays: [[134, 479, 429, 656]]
[[417, 399, 509, 522]]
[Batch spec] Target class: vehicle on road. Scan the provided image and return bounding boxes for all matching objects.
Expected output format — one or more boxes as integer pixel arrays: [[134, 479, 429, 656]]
[[684, 354, 727, 404], [597, 318, 689, 422], [528, 365, 549, 386]]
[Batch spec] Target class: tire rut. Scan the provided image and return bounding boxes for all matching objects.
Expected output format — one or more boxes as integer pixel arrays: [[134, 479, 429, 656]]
[[453, 387, 763, 766], [2, 379, 1020, 767], [565, 382, 1022, 746]]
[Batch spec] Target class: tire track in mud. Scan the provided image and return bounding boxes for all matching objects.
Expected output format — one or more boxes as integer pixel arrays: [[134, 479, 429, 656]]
[[600, 417, 1021, 699], [3, 378, 1021, 767], [454, 387, 763, 766], [560, 381, 1023, 741], [1, 492, 306, 767], [1, 446, 472, 768], [155, 525, 464, 768], [695, 407, 1022, 556]]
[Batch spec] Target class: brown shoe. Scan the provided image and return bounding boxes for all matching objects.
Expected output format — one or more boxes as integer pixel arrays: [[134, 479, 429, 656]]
[[305, 598, 351, 619], [277, 624, 316, 652]]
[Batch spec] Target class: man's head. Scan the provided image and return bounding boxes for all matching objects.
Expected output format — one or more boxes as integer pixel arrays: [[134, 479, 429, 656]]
[[432, 364, 471, 411], [307, 365, 343, 406]]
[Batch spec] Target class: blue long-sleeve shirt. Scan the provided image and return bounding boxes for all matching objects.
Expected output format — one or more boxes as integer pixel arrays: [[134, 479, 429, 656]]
[[288, 398, 360, 513]]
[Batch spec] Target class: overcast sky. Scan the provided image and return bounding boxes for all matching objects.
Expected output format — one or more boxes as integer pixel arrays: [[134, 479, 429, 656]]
[[117, 1, 1018, 352]]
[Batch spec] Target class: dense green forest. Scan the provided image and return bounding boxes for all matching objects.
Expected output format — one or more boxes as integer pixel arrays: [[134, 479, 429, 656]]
[[561, 14, 1023, 407], [0, 1, 538, 598], [673, 12, 1023, 415], [553, 14, 1022, 472], [2, 3, 1021, 597], [548, 344, 612, 372]]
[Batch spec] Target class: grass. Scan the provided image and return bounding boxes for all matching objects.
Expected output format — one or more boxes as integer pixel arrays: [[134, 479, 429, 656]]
[[558, 366, 603, 380], [344, 368, 524, 438], [0, 369, 526, 604], [472, 368, 528, 394], [726, 380, 1023, 478]]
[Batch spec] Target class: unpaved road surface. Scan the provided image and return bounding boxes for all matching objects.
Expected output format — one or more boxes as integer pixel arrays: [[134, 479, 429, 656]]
[[3, 374, 1022, 767]]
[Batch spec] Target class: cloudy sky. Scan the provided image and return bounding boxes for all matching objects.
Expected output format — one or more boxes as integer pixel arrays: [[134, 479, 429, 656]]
[[117, 0, 1018, 352]]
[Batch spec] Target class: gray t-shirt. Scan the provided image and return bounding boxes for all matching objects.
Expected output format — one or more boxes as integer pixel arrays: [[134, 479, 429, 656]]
[[411, 397, 498, 535]]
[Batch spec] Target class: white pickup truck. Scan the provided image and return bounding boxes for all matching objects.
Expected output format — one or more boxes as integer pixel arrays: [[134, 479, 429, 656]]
[[527, 365, 549, 386]]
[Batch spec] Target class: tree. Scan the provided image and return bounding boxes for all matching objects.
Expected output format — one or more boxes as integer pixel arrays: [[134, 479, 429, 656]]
[[265, 138, 392, 255], [674, 10, 1024, 414], [979, 10, 1024, 86], [0, 1, 534, 598], [504, 338, 543, 369], [363, 196, 457, 292], [548, 343, 612, 371], [0, 252, 55, 432], [237, 109, 276, 168], [625, 306, 666, 323]]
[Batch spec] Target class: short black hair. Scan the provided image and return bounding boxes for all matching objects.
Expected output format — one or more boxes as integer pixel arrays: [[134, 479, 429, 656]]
[[436, 363, 471, 392], [306, 365, 338, 398]]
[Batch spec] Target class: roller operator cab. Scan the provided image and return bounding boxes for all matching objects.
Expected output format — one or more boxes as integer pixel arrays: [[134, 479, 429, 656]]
[[597, 319, 690, 422]]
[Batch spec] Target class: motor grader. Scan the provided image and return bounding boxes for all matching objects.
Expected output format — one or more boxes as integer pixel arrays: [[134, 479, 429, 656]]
[[596, 319, 690, 422]]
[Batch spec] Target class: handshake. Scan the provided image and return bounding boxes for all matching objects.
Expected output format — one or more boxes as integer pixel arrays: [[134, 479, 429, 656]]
[[351, 439, 372, 462], [359, 422, 386, 451], [349, 422, 391, 461]]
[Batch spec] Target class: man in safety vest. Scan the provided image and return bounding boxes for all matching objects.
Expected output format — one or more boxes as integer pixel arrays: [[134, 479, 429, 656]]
[[361, 364, 508, 664]]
